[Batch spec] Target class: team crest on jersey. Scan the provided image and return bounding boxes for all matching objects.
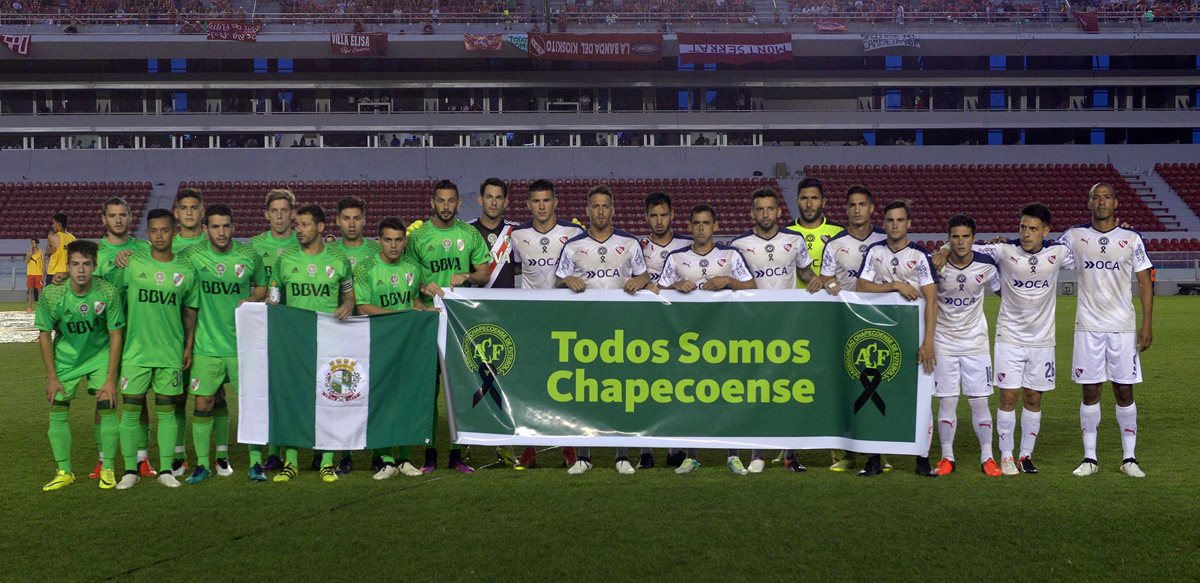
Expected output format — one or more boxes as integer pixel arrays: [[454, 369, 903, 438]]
[[321, 358, 363, 403], [390, 274, 400, 287], [956, 274, 967, 284], [805, 234, 815, 242], [235, 264, 245, 278], [699, 259, 710, 268], [94, 301, 106, 314], [1099, 237, 1110, 246], [349, 257, 358, 267], [1047, 255, 1057, 264], [216, 263, 227, 277], [540, 237, 550, 247], [598, 246, 608, 256], [1118, 240, 1128, 249], [155, 272, 166, 285], [442, 239, 452, 251], [560, 236, 569, 245], [640, 238, 650, 249], [1029, 257, 1039, 266], [191, 378, 202, 393], [307, 264, 318, 276], [906, 259, 918, 270], [78, 303, 89, 316], [326, 266, 336, 278], [173, 273, 185, 287], [766, 244, 775, 254], [821, 234, 832, 243], [783, 243, 794, 253], [615, 246, 625, 255], [487, 233, 498, 245], [457, 239, 465, 252], [890, 258, 899, 267], [716, 258, 726, 267], [659, 251, 668, 259], [405, 272, 415, 286], [858, 244, 867, 253], [975, 274, 984, 284]]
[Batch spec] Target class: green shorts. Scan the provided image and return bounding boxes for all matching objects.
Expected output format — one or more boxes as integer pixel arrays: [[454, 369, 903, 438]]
[[56, 366, 108, 401], [191, 355, 238, 397], [120, 365, 183, 396]]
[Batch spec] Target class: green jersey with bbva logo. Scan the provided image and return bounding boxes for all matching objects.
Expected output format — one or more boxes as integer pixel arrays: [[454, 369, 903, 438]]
[[408, 219, 489, 300], [181, 241, 266, 357], [332, 239, 383, 269], [122, 251, 198, 367], [34, 279, 125, 380], [96, 237, 150, 294], [276, 245, 354, 313], [353, 254, 425, 311], [250, 231, 299, 284]]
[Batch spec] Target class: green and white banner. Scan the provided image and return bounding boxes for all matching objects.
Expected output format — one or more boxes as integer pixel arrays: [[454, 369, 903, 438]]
[[436, 290, 933, 455], [236, 303, 438, 450]]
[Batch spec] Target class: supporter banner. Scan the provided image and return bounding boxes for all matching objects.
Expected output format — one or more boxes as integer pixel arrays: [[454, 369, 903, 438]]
[[207, 21, 263, 42], [677, 33, 793, 65], [236, 303, 438, 450], [527, 33, 663, 63], [330, 32, 388, 56], [815, 21, 848, 33], [506, 34, 528, 52], [2, 34, 31, 57], [861, 33, 920, 51], [437, 290, 932, 453], [464, 33, 503, 52], [1071, 10, 1100, 33]]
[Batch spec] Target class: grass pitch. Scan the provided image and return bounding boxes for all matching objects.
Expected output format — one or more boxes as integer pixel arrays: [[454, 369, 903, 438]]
[[1, 297, 1197, 582]]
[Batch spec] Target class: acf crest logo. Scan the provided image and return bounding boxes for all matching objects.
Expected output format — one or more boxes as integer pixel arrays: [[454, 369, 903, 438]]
[[843, 328, 902, 382], [461, 324, 516, 376], [321, 358, 364, 403]]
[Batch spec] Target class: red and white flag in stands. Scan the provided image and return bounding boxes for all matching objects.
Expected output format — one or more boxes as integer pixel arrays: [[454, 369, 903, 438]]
[[2, 35, 31, 56], [815, 21, 847, 33], [1071, 10, 1100, 33], [464, 34, 502, 52], [207, 21, 263, 42]]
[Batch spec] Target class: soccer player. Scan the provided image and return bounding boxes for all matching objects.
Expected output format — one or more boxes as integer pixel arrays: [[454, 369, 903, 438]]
[[730, 187, 817, 473], [857, 200, 938, 478], [932, 215, 1003, 477], [180, 204, 268, 483], [659, 204, 756, 476], [116, 209, 199, 489], [936, 203, 1075, 476], [807, 185, 886, 472], [36, 240, 125, 491], [510, 179, 584, 469], [1057, 183, 1153, 478], [354, 216, 437, 479], [46, 212, 76, 285], [25, 238, 44, 312], [556, 184, 651, 475], [250, 188, 299, 471], [95, 197, 154, 480], [634, 191, 693, 470], [172, 188, 206, 253], [408, 179, 490, 474], [271, 203, 356, 483], [786, 177, 844, 286]]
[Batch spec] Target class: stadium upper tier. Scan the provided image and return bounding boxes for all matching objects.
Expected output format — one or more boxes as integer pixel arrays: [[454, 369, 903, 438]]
[[1155, 163, 1200, 225]]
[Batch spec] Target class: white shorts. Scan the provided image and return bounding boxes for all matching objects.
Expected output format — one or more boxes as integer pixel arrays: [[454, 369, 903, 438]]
[[993, 342, 1056, 392], [933, 354, 994, 398], [1072, 331, 1143, 385]]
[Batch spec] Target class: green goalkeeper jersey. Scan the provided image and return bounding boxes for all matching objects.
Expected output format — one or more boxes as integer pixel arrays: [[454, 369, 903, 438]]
[[122, 251, 198, 368], [96, 237, 150, 294], [172, 232, 206, 255], [408, 219, 489, 301], [353, 253, 425, 311], [250, 230, 299, 284], [181, 241, 266, 357], [35, 280, 125, 380], [332, 238, 383, 269], [275, 244, 354, 313]]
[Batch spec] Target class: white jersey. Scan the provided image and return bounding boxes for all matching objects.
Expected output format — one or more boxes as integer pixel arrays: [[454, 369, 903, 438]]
[[658, 244, 753, 289], [728, 229, 813, 290], [639, 234, 693, 283], [1057, 224, 1152, 333], [976, 240, 1075, 347], [555, 229, 648, 290], [510, 220, 584, 289], [935, 252, 1000, 356], [819, 227, 886, 291], [860, 241, 937, 290]]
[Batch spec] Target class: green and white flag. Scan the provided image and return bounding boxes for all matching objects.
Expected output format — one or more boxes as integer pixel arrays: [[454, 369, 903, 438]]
[[236, 302, 438, 450]]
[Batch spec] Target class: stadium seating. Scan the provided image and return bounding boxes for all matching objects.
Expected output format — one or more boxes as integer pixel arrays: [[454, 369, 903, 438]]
[[177, 177, 790, 237], [802, 163, 1166, 233], [1154, 163, 1200, 224], [0, 181, 153, 239]]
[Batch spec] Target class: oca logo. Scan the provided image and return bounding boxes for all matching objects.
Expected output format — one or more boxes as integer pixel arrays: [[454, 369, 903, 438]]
[[1084, 260, 1121, 270], [1012, 279, 1050, 289]]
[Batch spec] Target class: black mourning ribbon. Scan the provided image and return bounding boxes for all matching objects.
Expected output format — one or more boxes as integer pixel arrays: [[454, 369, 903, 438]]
[[471, 359, 503, 409], [854, 367, 886, 415]]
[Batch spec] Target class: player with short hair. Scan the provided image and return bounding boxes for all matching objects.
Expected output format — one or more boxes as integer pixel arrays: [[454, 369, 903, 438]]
[[660, 205, 756, 475], [932, 215, 1003, 477], [1057, 183, 1153, 478], [94, 196, 154, 479], [730, 187, 817, 473], [270, 204, 356, 483], [556, 184, 651, 475], [173, 188, 206, 253], [786, 177, 844, 286], [179, 204, 268, 483], [46, 212, 76, 285], [355, 216, 436, 479], [809, 185, 887, 472], [406, 179, 490, 474], [509, 179, 584, 469], [857, 200, 939, 478], [36, 240, 125, 491], [115, 209, 199, 489], [25, 238, 44, 312]]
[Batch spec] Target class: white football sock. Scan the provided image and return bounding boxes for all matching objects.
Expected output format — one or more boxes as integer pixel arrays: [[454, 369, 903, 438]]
[[937, 396, 959, 461], [1018, 408, 1041, 458], [996, 409, 1016, 460], [1080, 403, 1101, 460], [1116, 402, 1138, 460], [968, 397, 994, 462]]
